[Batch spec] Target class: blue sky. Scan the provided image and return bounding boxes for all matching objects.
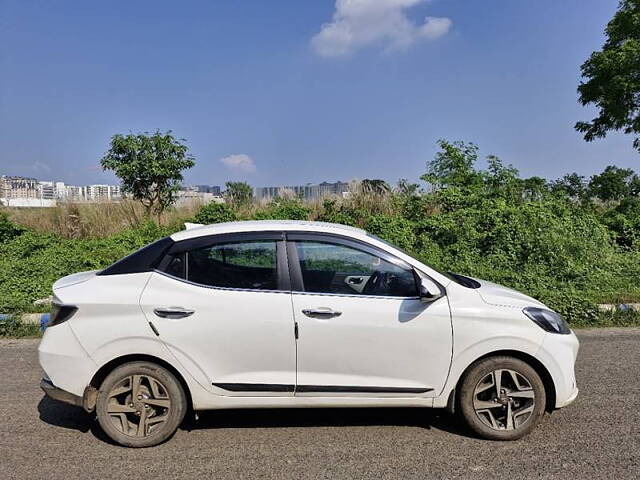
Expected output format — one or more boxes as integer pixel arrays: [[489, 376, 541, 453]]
[[1, 0, 637, 187]]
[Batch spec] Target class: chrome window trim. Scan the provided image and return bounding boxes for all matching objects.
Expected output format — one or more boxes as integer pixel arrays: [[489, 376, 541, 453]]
[[292, 290, 421, 300]]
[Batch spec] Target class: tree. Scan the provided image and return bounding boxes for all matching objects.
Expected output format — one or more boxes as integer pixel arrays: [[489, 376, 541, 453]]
[[483, 155, 520, 199], [422, 139, 483, 190], [521, 176, 549, 200], [101, 131, 195, 216], [360, 179, 390, 195], [396, 178, 421, 196], [575, 0, 640, 151], [550, 173, 587, 199], [224, 181, 253, 208], [588, 165, 638, 201]]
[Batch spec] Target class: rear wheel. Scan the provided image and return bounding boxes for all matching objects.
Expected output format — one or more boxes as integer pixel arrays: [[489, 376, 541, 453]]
[[96, 361, 187, 447], [458, 356, 546, 441]]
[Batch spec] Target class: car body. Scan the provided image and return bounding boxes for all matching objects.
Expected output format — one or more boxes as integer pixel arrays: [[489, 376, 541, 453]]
[[39, 220, 579, 446]]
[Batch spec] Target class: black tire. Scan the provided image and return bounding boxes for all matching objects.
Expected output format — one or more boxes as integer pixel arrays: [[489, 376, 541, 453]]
[[458, 356, 546, 441], [96, 361, 187, 447]]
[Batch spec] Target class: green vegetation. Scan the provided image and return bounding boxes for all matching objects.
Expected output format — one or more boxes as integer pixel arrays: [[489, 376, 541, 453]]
[[1, 140, 640, 335], [576, 0, 640, 151], [101, 130, 195, 216]]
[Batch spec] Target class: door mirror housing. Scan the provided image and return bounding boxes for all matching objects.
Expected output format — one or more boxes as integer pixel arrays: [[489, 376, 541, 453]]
[[414, 270, 444, 303]]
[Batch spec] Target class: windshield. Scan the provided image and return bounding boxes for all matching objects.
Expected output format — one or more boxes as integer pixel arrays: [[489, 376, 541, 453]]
[[366, 233, 481, 289]]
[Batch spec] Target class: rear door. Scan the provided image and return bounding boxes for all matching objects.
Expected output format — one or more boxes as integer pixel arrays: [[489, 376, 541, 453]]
[[140, 232, 297, 396], [288, 233, 452, 396]]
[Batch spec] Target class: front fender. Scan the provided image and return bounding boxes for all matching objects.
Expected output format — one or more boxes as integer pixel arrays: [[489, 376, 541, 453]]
[[433, 335, 544, 408]]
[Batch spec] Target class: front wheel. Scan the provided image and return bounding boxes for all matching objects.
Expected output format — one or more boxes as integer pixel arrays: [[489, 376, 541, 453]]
[[458, 356, 546, 441], [96, 361, 187, 447]]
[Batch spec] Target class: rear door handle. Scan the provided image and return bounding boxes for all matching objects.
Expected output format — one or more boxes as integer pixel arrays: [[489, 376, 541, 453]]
[[153, 307, 195, 319], [302, 308, 342, 319]]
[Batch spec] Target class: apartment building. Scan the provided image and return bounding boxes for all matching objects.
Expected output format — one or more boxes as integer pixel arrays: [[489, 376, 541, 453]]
[[254, 181, 352, 201]]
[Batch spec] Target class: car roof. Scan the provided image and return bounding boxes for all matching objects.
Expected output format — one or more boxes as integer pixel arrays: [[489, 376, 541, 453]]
[[170, 220, 368, 242]]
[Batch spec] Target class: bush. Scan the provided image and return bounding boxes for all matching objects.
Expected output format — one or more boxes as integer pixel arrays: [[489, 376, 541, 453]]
[[364, 215, 417, 252], [251, 198, 310, 221], [601, 197, 640, 249], [193, 202, 237, 224], [2, 139, 640, 331]]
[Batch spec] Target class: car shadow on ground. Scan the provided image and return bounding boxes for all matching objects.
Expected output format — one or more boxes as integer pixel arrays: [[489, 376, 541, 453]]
[[38, 396, 474, 443], [187, 407, 471, 438]]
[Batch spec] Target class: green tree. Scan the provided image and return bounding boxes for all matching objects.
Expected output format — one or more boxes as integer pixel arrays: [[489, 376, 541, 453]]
[[100, 131, 195, 216], [224, 181, 253, 208], [551, 173, 587, 199], [422, 139, 483, 190], [396, 178, 420, 196], [576, 0, 640, 151], [483, 155, 520, 199], [521, 176, 549, 200], [588, 165, 638, 201], [360, 179, 390, 195]]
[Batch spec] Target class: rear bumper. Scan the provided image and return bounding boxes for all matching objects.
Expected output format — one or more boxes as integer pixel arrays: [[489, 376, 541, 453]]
[[40, 375, 83, 407]]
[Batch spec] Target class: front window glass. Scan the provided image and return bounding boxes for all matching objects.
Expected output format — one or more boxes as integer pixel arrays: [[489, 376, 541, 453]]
[[295, 241, 417, 297], [187, 241, 278, 290]]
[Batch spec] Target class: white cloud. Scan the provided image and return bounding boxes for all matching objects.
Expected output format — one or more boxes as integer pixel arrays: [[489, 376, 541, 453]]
[[219, 154, 256, 173], [311, 0, 452, 58]]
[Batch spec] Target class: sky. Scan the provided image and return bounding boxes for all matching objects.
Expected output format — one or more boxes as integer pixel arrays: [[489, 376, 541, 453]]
[[1, 0, 638, 188]]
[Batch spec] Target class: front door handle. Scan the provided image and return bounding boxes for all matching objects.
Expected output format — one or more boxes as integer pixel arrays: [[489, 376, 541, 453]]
[[153, 307, 195, 319], [302, 307, 342, 319]]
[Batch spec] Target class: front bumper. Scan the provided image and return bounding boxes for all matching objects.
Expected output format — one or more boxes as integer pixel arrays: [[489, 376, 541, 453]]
[[556, 386, 579, 408], [40, 375, 83, 407], [538, 330, 580, 408]]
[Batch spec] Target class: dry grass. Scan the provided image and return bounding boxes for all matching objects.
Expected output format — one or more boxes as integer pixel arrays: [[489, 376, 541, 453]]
[[3, 200, 201, 239], [2, 188, 401, 239]]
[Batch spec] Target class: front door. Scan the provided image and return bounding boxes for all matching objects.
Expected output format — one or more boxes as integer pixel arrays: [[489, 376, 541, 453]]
[[140, 233, 297, 396], [287, 234, 452, 396]]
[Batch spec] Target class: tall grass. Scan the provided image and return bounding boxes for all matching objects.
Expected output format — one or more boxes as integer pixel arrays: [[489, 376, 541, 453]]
[[3, 200, 203, 239], [1, 188, 401, 239]]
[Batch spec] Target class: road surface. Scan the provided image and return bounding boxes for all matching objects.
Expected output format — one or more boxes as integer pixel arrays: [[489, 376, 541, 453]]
[[1, 328, 639, 479]]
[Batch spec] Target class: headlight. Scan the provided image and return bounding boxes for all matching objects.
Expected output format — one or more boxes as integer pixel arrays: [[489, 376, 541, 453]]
[[48, 303, 78, 327], [523, 307, 570, 334]]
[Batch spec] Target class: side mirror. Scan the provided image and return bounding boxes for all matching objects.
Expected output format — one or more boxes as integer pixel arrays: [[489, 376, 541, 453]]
[[414, 270, 444, 303]]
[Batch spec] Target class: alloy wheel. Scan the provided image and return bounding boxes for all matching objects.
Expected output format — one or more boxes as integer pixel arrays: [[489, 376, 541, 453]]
[[472, 368, 536, 431], [106, 374, 171, 437]]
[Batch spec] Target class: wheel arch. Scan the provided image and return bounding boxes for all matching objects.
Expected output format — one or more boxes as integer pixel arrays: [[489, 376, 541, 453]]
[[447, 349, 556, 414], [89, 354, 194, 412]]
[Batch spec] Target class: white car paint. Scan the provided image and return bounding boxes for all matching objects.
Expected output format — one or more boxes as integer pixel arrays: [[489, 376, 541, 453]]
[[38, 220, 579, 414]]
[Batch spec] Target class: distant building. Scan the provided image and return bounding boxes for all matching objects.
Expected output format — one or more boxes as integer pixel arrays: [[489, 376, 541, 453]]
[[38, 181, 56, 200], [254, 181, 352, 201], [194, 185, 221, 196], [1, 175, 124, 206], [81, 184, 121, 202], [175, 189, 223, 206], [0, 176, 57, 207], [1, 175, 40, 200]]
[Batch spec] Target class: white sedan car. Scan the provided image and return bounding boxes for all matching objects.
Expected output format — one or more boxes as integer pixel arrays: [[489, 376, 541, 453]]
[[39, 220, 579, 447]]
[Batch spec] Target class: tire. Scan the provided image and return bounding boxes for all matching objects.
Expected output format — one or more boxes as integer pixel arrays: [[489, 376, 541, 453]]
[[96, 361, 187, 447], [458, 356, 546, 441]]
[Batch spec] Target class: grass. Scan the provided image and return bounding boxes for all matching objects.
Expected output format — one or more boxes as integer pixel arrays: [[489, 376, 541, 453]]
[[0, 317, 42, 338], [4, 199, 203, 239]]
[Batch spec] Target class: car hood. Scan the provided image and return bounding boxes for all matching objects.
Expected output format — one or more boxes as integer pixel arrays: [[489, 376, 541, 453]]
[[470, 277, 546, 309], [53, 270, 99, 290]]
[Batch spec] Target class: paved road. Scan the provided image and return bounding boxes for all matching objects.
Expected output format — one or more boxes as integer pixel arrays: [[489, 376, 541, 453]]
[[1, 329, 639, 479]]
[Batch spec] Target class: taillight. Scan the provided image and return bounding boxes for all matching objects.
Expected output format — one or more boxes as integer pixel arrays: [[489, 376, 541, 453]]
[[48, 304, 78, 327]]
